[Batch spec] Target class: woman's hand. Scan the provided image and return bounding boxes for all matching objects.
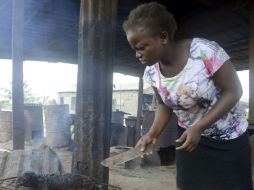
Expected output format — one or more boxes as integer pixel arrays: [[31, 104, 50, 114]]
[[175, 126, 202, 152], [135, 132, 157, 151]]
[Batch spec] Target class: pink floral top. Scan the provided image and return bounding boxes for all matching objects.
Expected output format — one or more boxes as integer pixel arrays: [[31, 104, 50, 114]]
[[143, 38, 248, 140]]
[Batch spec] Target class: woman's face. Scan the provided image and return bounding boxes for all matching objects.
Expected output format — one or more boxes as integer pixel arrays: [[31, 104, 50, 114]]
[[126, 29, 167, 66]]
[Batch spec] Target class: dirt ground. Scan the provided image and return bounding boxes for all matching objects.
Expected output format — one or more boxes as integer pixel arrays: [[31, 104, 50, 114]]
[[108, 166, 176, 190], [53, 147, 177, 190]]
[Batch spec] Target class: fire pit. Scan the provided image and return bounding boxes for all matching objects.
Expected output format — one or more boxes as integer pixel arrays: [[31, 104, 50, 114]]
[[0, 172, 121, 190], [0, 145, 121, 190]]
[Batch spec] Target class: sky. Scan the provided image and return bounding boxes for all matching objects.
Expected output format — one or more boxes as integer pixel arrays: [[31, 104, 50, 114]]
[[0, 59, 250, 102], [0, 59, 140, 100]]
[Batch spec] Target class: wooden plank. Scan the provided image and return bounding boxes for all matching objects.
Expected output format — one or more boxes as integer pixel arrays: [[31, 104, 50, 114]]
[[0, 151, 8, 177], [42, 146, 62, 174], [0, 146, 62, 180], [72, 0, 118, 187], [249, 0, 254, 122], [22, 149, 33, 172], [2, 150, 23, 178], [12, 0, 25, 150]]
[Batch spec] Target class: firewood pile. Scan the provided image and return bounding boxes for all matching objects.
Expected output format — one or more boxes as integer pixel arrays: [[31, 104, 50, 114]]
[[0, 172, 121, 190]]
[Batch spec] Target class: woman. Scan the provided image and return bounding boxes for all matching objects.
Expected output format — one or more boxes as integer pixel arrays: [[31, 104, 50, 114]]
[[122, 2, 253, 190]]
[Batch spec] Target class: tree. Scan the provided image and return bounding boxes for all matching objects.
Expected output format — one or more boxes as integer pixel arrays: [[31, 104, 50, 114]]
[[0, 81, 49, 110], [23, 82, 43, 104], [0, 85, 12, 110]]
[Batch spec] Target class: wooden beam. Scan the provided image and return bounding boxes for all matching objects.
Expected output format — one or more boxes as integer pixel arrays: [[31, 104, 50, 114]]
[[192, 0, 248, 6], [192, 0, 218, 5], [135, 77, 143, 144], [12, 0, 25, 150], [72, 0, 118, 186], [223, 13, 248, 30], [249, 0, 254, 122], [176, 1, 248, 38]]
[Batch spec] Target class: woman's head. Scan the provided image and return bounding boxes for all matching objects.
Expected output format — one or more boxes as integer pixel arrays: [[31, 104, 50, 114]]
[[123, 2, 178, 66], [123, 2, 177, 39]]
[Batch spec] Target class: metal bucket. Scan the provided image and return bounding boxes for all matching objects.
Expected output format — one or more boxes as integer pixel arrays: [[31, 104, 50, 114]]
[[0, 111, 12, 142], [141, 111, 177, 147], [111, 111, 125, 125], [44, 105, 71, 148]]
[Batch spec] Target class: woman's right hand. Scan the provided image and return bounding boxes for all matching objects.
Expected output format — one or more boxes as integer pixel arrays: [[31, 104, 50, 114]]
[[135, 132, 157, 151]]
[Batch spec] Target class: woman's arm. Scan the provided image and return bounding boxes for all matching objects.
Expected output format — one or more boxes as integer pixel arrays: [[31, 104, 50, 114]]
[[136, 87, 173, 151], [176, 60, 243, 152]]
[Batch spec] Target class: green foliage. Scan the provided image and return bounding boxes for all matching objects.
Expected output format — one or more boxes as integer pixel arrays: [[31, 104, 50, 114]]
[[39, 95, 50, 105], [0, 100, 10, 110], [0, 81, 49, 110], [0, 86, 12, 110]]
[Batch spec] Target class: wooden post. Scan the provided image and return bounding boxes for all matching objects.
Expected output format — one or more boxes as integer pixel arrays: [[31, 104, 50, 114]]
[[72, 0, 117, 187], [135, 77, 143, 144], [249, 1, 254, 122], [126, 76, 143, 147], [12, 0, 25, 150]]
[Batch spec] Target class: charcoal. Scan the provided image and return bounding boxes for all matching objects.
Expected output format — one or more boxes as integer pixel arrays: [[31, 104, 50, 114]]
[[17, 171, 120, 190]]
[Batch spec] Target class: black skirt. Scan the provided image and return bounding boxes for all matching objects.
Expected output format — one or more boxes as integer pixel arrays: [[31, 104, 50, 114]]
[[176, 126, 253, 190]]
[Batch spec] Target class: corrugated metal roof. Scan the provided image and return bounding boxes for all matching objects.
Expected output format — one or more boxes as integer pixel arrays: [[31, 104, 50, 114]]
[[0, 0, 250, 76]]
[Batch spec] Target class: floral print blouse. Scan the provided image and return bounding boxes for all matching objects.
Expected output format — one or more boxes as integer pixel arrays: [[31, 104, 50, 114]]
[[143, 38, 248, 140]]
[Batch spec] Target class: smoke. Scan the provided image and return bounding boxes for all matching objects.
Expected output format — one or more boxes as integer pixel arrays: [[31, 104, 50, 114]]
[[0, 0, 80, 63]]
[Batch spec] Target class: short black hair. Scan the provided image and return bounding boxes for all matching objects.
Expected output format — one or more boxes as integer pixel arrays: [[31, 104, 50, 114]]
[[122, 2, 177, 39]]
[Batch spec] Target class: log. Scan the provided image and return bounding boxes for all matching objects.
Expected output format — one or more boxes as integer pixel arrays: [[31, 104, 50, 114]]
[[72, 0, 118, 188]]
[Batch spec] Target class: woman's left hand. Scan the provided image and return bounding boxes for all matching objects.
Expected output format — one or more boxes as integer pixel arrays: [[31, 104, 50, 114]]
[[175, 126, 202, 152]]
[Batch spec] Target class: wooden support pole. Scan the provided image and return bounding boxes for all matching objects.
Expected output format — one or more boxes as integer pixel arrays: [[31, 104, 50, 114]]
[[72, 0, 117, 187], [135, 77, 143, 144], [249, 1, 254, 122], [127, 76, 143, 147], [12, 0, 25, 150]]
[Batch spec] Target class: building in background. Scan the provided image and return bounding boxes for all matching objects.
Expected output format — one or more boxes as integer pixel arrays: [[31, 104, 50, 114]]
[[58, 91, 76, 114], [57, 82, 154, 116]]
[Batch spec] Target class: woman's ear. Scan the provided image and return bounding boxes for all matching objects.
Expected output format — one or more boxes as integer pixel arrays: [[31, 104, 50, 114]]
[[160, 31, 169, 44]]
